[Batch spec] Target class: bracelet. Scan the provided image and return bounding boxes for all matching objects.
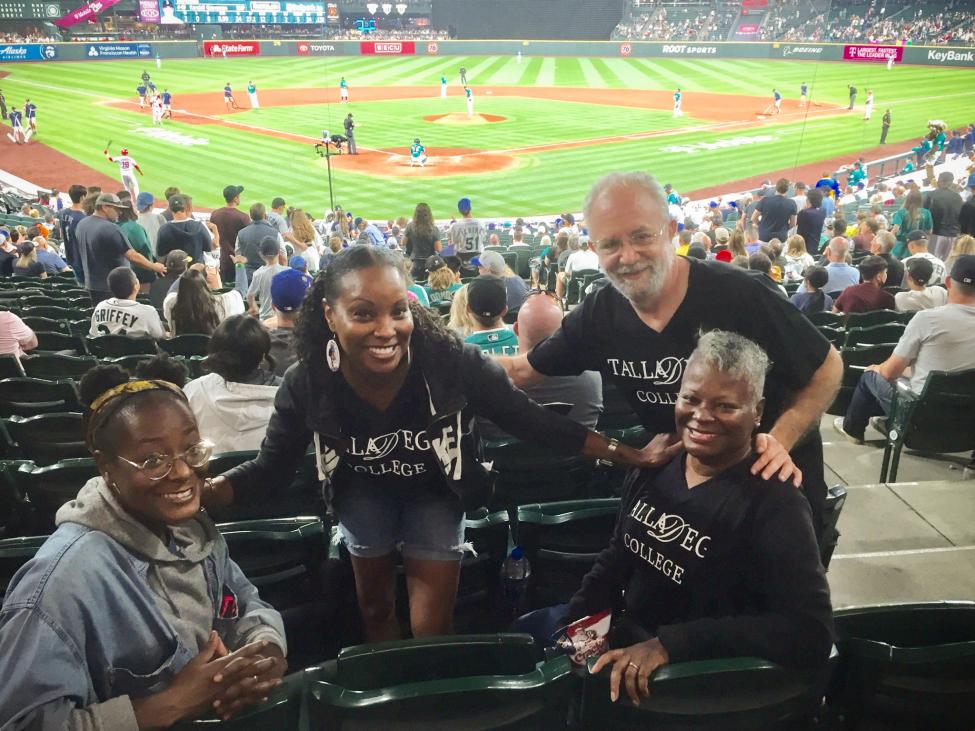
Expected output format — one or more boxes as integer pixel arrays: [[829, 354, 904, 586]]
[[605, 437, 620, 462]]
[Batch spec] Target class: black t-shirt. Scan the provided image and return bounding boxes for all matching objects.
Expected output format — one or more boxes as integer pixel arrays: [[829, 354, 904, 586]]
[[528, 259, 830, 438], [754, 195, 797, 242], [13, 261, 45, 277], [75, 215, 131, 294], [58, 209, 86, 269], [796, 207, 826, 256], [404, 223, 440, 262], [332, 363, 446, 493], [568, 455, 832, 666]]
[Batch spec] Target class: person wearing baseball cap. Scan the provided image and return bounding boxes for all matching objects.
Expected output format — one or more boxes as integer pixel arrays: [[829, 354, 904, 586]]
[[74, 192, 165, 304], [836, 252, 975, 444], [463, 276, 519, 355], [474, 249, 529, 312], [211, 185, 248, 282], [448, 196, 487, 259], [900, 230, 947, 287], [264, 267, 311, 374], [424, 253, 462, 305]]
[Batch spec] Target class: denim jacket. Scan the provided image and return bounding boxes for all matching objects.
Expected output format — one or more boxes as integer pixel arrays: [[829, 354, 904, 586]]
[[0, 478, 286, 731]]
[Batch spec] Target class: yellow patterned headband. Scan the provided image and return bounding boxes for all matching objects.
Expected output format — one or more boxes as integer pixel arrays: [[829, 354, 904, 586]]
[[88, 379, 185, 414]]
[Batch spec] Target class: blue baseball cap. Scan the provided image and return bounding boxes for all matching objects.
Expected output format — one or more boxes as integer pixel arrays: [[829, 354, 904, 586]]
[[270, 268, 311, 312], [457, 197, 471, 214], [135, 192, 154, 211], [288, 255, 307, 271]]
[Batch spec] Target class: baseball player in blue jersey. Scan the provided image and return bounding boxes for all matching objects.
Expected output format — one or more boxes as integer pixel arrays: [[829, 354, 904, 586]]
[[24, 99, 37, 134], [800, 82, 808, 107], [339, 77, 349, 102], [465, 86, 474, 118], [672, 88, 683, 118], [440, 74, 448, 98], [6, 108, 26, 144], [224, 83, 240, 110], [410, 138, 428, 167], [136, 84, 148, 108], [161, 89, 173, 119]]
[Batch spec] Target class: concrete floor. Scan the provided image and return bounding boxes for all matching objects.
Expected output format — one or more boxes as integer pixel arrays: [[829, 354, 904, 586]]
[[820, 414, 975, 609]]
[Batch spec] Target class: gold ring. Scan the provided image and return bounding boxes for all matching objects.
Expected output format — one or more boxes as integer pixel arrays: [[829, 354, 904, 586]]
[[628, 662, 639, 671]]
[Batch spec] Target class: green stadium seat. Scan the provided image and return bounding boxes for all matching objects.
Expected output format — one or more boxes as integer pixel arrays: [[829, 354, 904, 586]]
[[565, 268, 600, 305], [5, 413, 86, 466], [517, 498, 619, 608], [482, 438, 594, 513], [102, 354, 156, 374], [817, 325, 845, 346], [17, 458, 99, 534], [22, 305, 83, 321], [32, 331, 88, 356], [22, 353, 97, 381], [583, 649, 836, 730], [306, 635, 574, 730], [842, 322, 905, 348], [879, 368, 975, 482], [844, 309, 901, 328], [20, 316, 70, 334], [501, 251, 519, 275], [85, 334, 158, 358], [0, 460, 33, 539], [21, 296, 70, 308], [826, 344, 896, 417], [807, 311, 842, 327], [0, 355, 24, 379], [0, 377, 81, 418], [830, 602, 975, 730], [157, 334, 211, 358], [818, 485, 847, 569]]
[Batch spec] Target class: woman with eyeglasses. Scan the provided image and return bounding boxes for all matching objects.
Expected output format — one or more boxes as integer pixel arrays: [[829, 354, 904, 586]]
[[207, 246, 662, 644], [0, 365, 288, 729]]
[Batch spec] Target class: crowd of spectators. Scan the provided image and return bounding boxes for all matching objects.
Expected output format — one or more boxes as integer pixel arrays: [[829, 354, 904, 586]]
[[0, 29, 61, 43], [779, 6, 975, 45], [612, 1, 735, 42]]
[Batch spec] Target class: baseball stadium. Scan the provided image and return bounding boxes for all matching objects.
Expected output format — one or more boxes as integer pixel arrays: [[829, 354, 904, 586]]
[[2, 0, 975, 728]]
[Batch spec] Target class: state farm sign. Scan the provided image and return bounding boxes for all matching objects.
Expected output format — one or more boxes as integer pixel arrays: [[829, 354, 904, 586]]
[[360, 41, 415, 55], [203, 41, 260, 57]]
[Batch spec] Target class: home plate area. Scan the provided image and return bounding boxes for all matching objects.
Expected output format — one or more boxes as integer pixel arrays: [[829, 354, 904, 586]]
[[332, 147, 516, 177]]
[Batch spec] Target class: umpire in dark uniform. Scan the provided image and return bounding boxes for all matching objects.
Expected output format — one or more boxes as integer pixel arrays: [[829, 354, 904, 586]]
[[880, 109, 891, 144], [0, 90, 7, 121], [344, 113, 357, 155]]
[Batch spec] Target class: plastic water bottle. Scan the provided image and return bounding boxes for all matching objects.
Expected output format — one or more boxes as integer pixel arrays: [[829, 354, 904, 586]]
[[500, 547, 532, 617]]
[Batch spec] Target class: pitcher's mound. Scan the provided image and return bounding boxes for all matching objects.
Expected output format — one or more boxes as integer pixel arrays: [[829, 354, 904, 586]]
[[424, 113, 507, 125]]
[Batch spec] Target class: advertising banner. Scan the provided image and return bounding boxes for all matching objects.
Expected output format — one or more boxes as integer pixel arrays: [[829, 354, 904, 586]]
[[85, 43, 153, 58], [918, 47, 975, 65], [203, 41, 261, 57], [55, 0, 122, 28], [138, 0, 160, 23], [0, 44, 57, 62], [360, 40, 415, 55], [738, 24, 759, 33], [843, 44, 903, 62], [296, 41, 338, 55]]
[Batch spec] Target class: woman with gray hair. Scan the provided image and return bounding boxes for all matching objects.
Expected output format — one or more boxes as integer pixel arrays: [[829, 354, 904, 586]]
[[522, 330, 833, 705]]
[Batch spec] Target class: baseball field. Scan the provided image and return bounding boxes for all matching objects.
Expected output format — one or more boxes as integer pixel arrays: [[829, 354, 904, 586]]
[[1, 53, 974, 217]]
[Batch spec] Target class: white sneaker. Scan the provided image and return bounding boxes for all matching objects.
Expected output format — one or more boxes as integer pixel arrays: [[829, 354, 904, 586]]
[[832, 417, 864, 445]]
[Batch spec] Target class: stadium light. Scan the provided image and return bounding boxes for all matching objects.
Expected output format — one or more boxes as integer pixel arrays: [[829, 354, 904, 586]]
[[366, 3, 377, 13], [381, 3, 392, 14], [395, 3, 406, 13]]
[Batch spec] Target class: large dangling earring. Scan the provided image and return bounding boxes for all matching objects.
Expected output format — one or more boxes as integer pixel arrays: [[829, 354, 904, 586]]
[[326, 338, 341, 372]]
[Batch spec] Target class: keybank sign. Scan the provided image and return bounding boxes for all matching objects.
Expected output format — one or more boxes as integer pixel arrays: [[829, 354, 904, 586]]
[[927, 49, 975, 63]]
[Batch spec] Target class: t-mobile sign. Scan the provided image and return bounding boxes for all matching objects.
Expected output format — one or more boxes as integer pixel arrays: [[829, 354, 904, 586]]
[[138, 0, 160, 22], [843, 45, 904, 63]]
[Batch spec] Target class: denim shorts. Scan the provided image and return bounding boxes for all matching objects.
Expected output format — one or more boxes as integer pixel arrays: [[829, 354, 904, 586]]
[[333, 485, 467, 562]]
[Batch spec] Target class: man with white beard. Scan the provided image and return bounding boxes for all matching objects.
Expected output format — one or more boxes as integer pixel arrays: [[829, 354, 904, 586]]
[[496, 172, 842, 534]]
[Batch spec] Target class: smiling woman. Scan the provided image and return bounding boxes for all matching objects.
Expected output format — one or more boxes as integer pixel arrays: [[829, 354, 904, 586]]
[[209, 245, 666, 643], [518, 330, 833, 706], [0, 365, 289, 729]]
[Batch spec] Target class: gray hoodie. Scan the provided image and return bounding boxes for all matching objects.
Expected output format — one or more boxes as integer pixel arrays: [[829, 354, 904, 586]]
[[0, 478, 286, 731]]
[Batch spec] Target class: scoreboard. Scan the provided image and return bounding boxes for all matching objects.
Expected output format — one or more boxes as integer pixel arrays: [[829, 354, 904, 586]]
[[160, 0, 327, 24], [0, 0, 62, 20]]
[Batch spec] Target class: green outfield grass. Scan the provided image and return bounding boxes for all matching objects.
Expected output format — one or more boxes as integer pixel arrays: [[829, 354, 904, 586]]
[[1, 54, 973, 217]]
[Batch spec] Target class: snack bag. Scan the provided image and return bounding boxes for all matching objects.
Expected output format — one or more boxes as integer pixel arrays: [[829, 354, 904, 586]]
[[553, 610, 612, 667]]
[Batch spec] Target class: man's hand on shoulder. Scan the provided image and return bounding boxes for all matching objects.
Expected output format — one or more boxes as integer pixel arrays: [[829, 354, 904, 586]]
[[751, 433, 802, 487]]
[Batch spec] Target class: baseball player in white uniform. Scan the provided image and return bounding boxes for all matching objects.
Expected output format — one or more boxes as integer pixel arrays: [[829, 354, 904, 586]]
[[104, 148, 144, 199], [465, 86, 474, 118], [863, 90, 874, 121], [151, 95, 164, 125], [673, 88, 683, 118]]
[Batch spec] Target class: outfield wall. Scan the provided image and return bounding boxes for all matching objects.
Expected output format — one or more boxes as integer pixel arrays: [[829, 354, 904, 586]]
[[2, 39, 974, 66]]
